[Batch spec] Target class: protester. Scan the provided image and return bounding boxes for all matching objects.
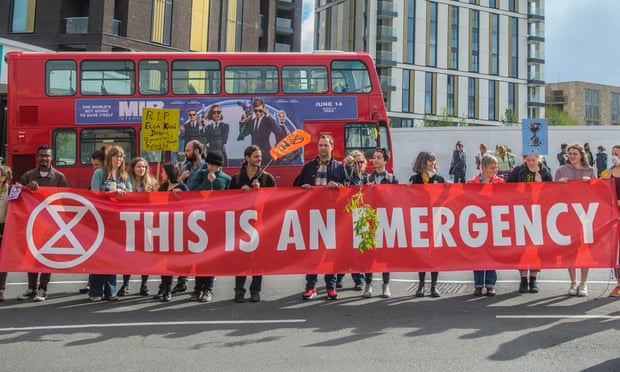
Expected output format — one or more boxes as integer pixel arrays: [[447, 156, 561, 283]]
[[554, 144, 595, 297], [507, 155, 553, 293], [408, 150, 445, 298], [230, 145, 276, 303], [449, 141, 467, 183], [337, 150, 367, 291], [116, 157, 159, 297], [294, 134, 346, 300], [88, 145, 132, 302], [599, 145, 620, 297], [364, 147, 398, 298], [190, 151, 231, 302], [596, 145, 608, 178], [17, 145, 68, 302], [556, 143, 568, 166], [495, 145, 515, 179], [0, 165, 13, 302], [153, 164, 189, 302], [467, 154, 503, 296], [584, 142, 595, 167]]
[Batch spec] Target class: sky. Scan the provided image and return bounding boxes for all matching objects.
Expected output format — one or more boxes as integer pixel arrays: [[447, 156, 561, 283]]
[[301, 0, 620, 87]]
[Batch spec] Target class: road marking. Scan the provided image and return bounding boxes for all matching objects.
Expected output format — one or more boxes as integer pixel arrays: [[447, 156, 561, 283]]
[[497, 315, 620, 319], [0, 319, 306, 332]]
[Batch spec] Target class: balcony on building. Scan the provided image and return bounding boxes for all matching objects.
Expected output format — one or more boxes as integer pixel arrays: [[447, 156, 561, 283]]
[[376, 25, 397, 42], [276, 17, 294, 34], [528, 71, 544, 85], [527, 29, 544, 42], [545, 90, 567, 105], [377, 1, 398, 18], [65, 17, 121, 35], [275, 42, 291, 52], [380, 75, 397, 92], [528, 93, 545, 107], [376, 50, 396, 67], [528, 2, 545, 20], [527, 50, 545, 63]]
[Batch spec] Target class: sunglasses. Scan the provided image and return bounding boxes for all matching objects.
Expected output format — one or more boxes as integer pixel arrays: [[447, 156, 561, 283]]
[[188, 113, 197, 116], [254, 109, 264, 113], [213, 111, 222, 114]]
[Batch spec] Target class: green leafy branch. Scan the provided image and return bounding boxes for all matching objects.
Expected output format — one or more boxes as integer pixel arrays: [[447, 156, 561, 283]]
[[344, 189, 379, 253]]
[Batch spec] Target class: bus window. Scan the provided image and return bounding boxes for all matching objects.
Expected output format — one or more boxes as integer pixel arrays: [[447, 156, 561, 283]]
[[331, 60, 372, 93], [172, 60, 221, 95], [225, 66, 278, 94], [80, 60, 135, 96], [80, 128, 136, 165], [46, 60, 77, 96], [344, 123, 379, 158], [139, 60, 168, 95], [53, 129, 77, 166], [282, 66, 328, 93]]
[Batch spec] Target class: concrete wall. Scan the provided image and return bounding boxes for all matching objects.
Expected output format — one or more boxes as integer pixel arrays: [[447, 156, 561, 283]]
[[392, 126, 620, 182]]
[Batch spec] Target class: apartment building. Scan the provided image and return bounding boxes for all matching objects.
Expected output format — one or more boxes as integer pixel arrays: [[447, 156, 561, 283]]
[[546, 81, 620, 126], [315, 0, 545, 127]]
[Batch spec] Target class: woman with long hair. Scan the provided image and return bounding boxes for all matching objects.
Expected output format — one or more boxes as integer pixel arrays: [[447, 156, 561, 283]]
[[116, 157, 159, 297], [554, 144, 595, 297], [88, 145, 132, 302], [152, 164, 189, 302]]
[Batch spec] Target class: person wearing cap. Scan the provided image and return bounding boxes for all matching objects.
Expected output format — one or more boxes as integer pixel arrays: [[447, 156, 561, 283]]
[[190, 151, 231, 302], [449, 141, 467, 183]]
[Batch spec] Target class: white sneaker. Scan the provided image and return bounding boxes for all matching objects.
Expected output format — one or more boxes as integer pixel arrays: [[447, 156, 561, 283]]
[[577, 284, 588, 297], [381, 283, 391, 298], [567, 282, 578, 296], [17, 289, 35, 300], [362, 283, 372, 298], [33, 289, 47, 302]]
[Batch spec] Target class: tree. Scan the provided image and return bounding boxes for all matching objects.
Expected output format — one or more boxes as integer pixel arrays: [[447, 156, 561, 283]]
[[502, 108, 519, 126], [545, 106, 578, 126]]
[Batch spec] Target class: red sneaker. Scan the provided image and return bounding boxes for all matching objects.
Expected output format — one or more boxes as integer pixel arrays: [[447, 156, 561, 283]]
[[302, 288, 317, 300], [326, 287, 338, 300]]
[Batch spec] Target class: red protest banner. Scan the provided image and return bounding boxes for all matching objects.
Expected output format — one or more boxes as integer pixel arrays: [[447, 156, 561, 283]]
[[0, 180, 617, 275]]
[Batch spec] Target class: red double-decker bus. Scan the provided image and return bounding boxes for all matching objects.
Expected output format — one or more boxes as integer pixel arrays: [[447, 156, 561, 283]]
[[5, 51, 392, 188]]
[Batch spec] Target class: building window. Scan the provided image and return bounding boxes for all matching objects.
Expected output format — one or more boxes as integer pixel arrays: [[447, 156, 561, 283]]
[[584, 88, 600, 123], [508, 82, 515, 111], [470, 10, 479, 73], [489, 0, 497, 8], [406, 0, 415, 64], [490, 14, 499, 75], [447, 75, 456, 116], [428, 2, 438, 67], [10, 0, 36, 33], [612, 92, 620, 122], [151, 0, 173, 46], [510, 17, 518, 78], [468, 78, 476, 119], [190, 0, 210, 52], [402, 70, 411, 113], [488, 80, 496, 121], [449, 6, 459, 70], [425, 72, 434, 114], [509, 0, 517, 12]]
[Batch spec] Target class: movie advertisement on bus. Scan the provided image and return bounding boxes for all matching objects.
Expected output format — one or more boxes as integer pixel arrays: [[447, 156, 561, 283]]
[[75, 97, 358, 167]]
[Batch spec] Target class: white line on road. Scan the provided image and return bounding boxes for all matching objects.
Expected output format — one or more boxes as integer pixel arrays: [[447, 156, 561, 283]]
[[0, 319, 306, 332], [497, 315, 620, 319]]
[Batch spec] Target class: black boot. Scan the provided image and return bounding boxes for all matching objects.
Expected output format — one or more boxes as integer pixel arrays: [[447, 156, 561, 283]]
[[416, 273, 425, 297], [153, 284, 164, 300], [529, 276, 539, 293], [162, 286, 172, 302], [430, 283, 440, 297], [519, 277, 529, 293]]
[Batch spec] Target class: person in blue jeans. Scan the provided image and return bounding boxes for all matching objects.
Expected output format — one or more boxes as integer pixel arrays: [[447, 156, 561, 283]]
[[466, 154, 503, 296]]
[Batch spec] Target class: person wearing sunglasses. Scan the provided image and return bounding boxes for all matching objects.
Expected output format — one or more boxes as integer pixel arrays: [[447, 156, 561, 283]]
[[205, 104, 230, 167], [237, 99, 287, 162]]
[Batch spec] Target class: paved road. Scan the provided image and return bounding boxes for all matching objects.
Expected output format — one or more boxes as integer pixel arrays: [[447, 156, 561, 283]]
[[0, 270, 618, 372]]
